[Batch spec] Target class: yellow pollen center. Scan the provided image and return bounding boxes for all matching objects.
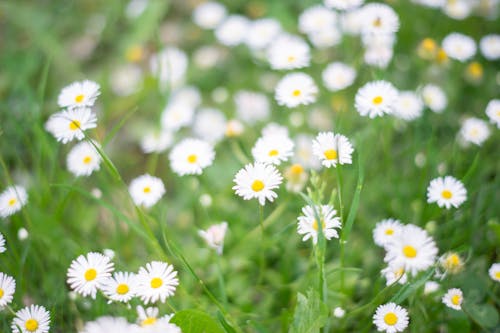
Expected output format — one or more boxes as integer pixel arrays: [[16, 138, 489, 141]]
[[312, 220, 325, 231], [373, 17, 382, 27], [292, 89, 301, 97], [447, 254, 460, 266], [143, 187, 151, 193], [323, 149, 338, 160], [25, 319, 39, 332], [84, 268, 97, 281], [373, 96, 383, 105], [83, 156, 92, 164], [384, 312, 398, 326], [287, 55, 296, 63], [142, 317, 157, 326], [290, 164, 304, 175], [403, 245, 417, 258], [441, 190, 452, 199], [268, 149, 279, 157], [0, 289, 4, 298], [422, 38, 437, 51], [451, 294, 461, 305], [385, 228, 394, 235], [116, 283, 129, 295], [396, 268, 405, 278], [468, 62, 483, 77], [251, 180, 265, 192], [187, 154, 197, 163], [8, 198, 16, 206], [75, 94, 84, 103], [69, 120, 81, 131], [150, 277, 163, 289], [495, 272, 500, 279]]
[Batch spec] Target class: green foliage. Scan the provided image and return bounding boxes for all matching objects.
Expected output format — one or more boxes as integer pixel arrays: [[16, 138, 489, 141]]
[[170, 309, 225, 333], [289, 290, 329, 333]]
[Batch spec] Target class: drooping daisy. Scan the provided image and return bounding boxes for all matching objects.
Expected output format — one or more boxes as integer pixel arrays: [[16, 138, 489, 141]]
[[235, 90, 270, 124], [297, 205, 342, 244], [312, 132, 354, 168], [373, 303, 409, 333], [322, 62, 356, 92], [128, 174, 166, 208], [442, 33, 476, 62], [140, 130, 173, 154], [442, 288, 463, 310], [427, 176, 467, 209], [45, 108, 97, 144], [252, 134, 295, 165], [355, 80, 398, 118], [324, 0, 364, 11], [275, 72, 318, 108], [384, 224, 438, 276], [0, 272, 15, 308], [373, 218, 403, 248], [80, 316, 134, 333], [479, 34, 500, 60], [192, 1, 227, 30], [192, 108, 227, 144], [67, 252, 114, 299], [0, 232, 5, 253], [393, 91, 424, 121], [58, 80, 100, 109], [361, 3, 400, 35], [382, 262, 408, 285], [169, 138, 215, 176], [136, 261, 179, 304], [485, 99, 500, 128], [11, 304, 50, 333], [233, 162, 283, 206], [459, 117, 491, 146], [267, 35, 311, 70], [0, 185, 28, 219], [421, 84, 447, 113], [488, 263, 500, 282], [101, 271, 138, 303], [245, 18, 282, 51], [215, 15, 250, 47], [66, 141, 102, 177], [439, 252, 464, 274], [198, 222, 228, 255], [299, 5, 337, 35]]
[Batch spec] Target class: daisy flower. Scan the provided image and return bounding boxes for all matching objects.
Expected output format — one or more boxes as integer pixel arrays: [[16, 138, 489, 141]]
[[424, 281, 440, 294], [373, 218, 403, 248], [169, 138, 216, 176], [361, 3, 400, 35], [393, 91, 424, 121], [373, 303, 409, 333], [198, 222, 228, 255], [80, 316, 133, 333], [192, 1, 226, 30], [364, 44, 394, 69], [0, 232, 5, 253], [485, 99, 500, 128], [11, 304, 51, 333], [225, 119, 244, 137], [297, 205, 341, 244], [308, 28, 342, 49], [480, 34, 500, 60], [442, 33, 476, 62], [137, 321, 181, 333], [322, 62, 356, 92], [324, 0, 364, 11], [267, 35, 311, 70], [284, 163, 309, 193], [275, 72, 318, 108], [136, 261, 179, 304], [382, 262, 408, 285], [150, 47, 188, 90], [58, 80, 100, 109], [234, 90, 270, 124], [67, 252, 114, 299], [45, 108, 97, 144], [129, 174, 166, 208], [427, 176, 467, 209], [442, 288, 463, 310], [459, 117, 491, 146], [136, 306, 174, 327], [140, 130, 173, 154], [384, 224, 438, 276], [245, 18, 282, 51], [233, 162, 283, 206], [252, 134, 295, 165], [355, 80, 398, 118], [488, 263, 500, 282], [421, 84, 447, 113], [161, 99, 196, 132], [299, 5, 337, 35], [294, 134, 321, 170], [101, 271, 138, 303], [0, 272, 16, 308], [66, 141, 102, 177], [443, 0, 471, 20], [192, 108, 227, 144], [439, 252, 464, 274], [312, 132, 354, 168], [215, 15, 249, 47], [0, 185, 28, 219]]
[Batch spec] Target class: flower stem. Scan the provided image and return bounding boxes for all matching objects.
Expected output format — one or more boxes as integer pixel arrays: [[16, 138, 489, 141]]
[[336, 166, 346, 291], [257, 204, 265, 284], [216, 253, 228, 306]]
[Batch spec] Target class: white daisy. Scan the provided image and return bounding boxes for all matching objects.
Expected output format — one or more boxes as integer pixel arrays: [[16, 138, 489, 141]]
[[193, 45, 222, 69], [364, 44, 394, 69], [252, 134, 295, 165], [427, 176, 467, 209], [80, 316, 134, 333], [439, 252, 464, 274], [58, 80, 100, 109], [312, 131, 354, 168], [261, 123, 289, 138], [294, 134, 321, 170], [412, 0, 445, 8], [361, 3, 400, 35], [442, 33, 476, 62], [0, 272, 15, 308], [393, 91, 424, 121], [0, 232, 5, 253], [0, 185, 28, 219], [45, 108, 97, 144], [192, 108, 227, 144], [421, 84, 447, 113], [275, 72, 318, 108], [308, 28, 342, 49], [355, 80, 398, 118], [169, 138, 215, 176], [423, 281, 440, 294], [136, 261, 179, 304], [299, 5, 337, 35], [384, 224, 438, 276], [67, 252, 114, 299], [192, 1, 227, 30], [284, 163, 308, 193], [160, 98, 196, 132], [101, 271, 138, 303], [443, 0, 472, 20], [66, 141, 102, 177], [373, 218, 403, 248], [12, 305, 50, 333], [488, 263, 500, 282], [480, 34, 500, 60], [233, 162, 283, 206], [485, 99, 500, 128], [373, 303, 409, 333], [245, 18, 282, 50], [442, 288, 463, 310], [340, 8, 365, 35], [322, 62, 356, 92], [129, 174, 166, 208], [234, 90, 270, 124], [198, 222, 228, 255], [459, 117, 491, 146], [225, 119, 245, 137], [140, 130, 173, 154], [137, 321, 181, 333], [215, 15, 250, 47], [324, 0, 364, 11], [267, 35, 311, 70], [109, 64, 142, 97], [137, 306, 161, 326], [297, 205, 341, 244], [150, 47, 188, 90], [381, 262, 408, 285]]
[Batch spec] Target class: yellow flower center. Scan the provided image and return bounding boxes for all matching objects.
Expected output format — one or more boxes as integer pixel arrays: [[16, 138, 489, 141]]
[[150, 277, 163, 289], [126, 45, 144, 62], [441, 190, 452, 199], [268, 149, 279, 157], [451, 294, 461, 305], [373, 17, 382, 27], [446, 254, 460, 267], [187, 154, 197, 163], [436, 49, 448, 64], [384, 312, 398, 325], [385, 228, 394, 235], [116, 283, 129, 295], [421, 38, 437, 52], [75, 94, 84, 103], [290, 164, 304, 175], [287, 55, 296, 63], [403, 245, 417, 258], [0, 288, 4, 298], [372, 96, 383, 105], [142, 317, 157, 326], [495, 271, 500, 279], [312, 219, 325, 231], [396, 268, 405, 278], [69, 120, 81, 131], [84, 268, 97, 281], [83, 156, 92, 164], [467, 62, 483, 78], [292, 89, 301, 97], [8, 198, 17, 206], [25, 319, 39, 332], [251, 180, 265, 192], [143, 186, 151, 193], [323, 149, 338, 160]]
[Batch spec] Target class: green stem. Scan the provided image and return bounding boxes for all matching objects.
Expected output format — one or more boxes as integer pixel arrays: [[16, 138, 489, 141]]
[[216, 254, 228, 306], [257, 204, 265, 285], [336, 166, 346, 291]]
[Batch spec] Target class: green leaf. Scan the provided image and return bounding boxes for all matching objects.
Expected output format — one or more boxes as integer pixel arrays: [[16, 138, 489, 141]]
[[341, 150, 364, 242], [289, 289, 329, 333], [463, 302, 499, 329], [170, 310, 225, 333], [390, 268, 434, 303]]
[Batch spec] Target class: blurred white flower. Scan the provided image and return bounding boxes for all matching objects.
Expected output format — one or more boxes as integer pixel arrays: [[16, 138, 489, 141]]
[[169, 138, 216, 176], [192, 1, 226, 30], [198, 222, 228, 255], [459, 117, 491, 146], [275, 72, 318, 108], [215, 15, 249, 47], [442, 33, 476, 62], [129, 174, 166, 208]]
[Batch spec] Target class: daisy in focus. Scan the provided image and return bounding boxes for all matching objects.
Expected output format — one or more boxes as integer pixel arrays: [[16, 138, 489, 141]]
[[0, 272, 16, 308], [442, 288, 463, 310], [45, 108, 97, 144], [67, 141, 102, 177], [427, 176, 467, 209], [129, 174, 166, 208], [485, 99, 500, 128], [58, 80, 100, 109], [373, 218, 403, 248], [275, 72, 318, 108], [198, 221, 228, 255], [373, 302, 409, 333], [136, 261, 179, 304], [101, 271, 138, 303], [488, 263, 500, 282], [169, 138, 216, 176], [312, 131, 354, 168], [233, 162, 283, 206], [459, 117, 491, 146], [0, 185, 28, 219], [11, 304, 51, 333], [355, 80, 398, 118], [297, 205, 341, 244], [67, 252, 114, 299], [252, 134, 295, 166]]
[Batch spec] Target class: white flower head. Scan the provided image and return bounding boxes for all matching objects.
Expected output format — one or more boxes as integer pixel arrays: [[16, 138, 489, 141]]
[[275, 72, 318, 108], [427, 176, 467, 209], [198, 222, 228, 255], [192, 1, 227, 30], [312, 132, 354, 168], [0, 232, 5, 253], [480, 34, 500, 60], [340, 8, 365, 35], [373, 218, 403, 248], [373, 303, 409, 333], [297, 205, 341, 244], [442, 288, 463, 310], [485, 99, 500, 128], [294, 134, 321, 170], [215, 15, 250, 47], [267, 35, 311, 70], [421, 84, 447, 113], [393, 91, 424, 121], [225, 119, 244, 137], [459, 117, 491, 146], [67, 252, 114, 299], [488, 263, 500, 282], [355, 80, 398, 118], [299, 5, 337, 34], [252, 134, 295, 165], [136, 261, 179, 304], [161, 97, 196, 132], [424, 281, 440, 294], [333, 307, 346, 318], [58, 80, 100, 109], [324, 0, 364, 11], [169, 138, 215, 176], [308, 28, 342, 49], [442, 33, 476, 62], [233, 162, 283, 206], [0, 272, 16, 308], [129, 174, 166, 208], [80, 316, 133, 333], [361, 3, 400, 35], [140, 130, 173, 154], [235, 90, 270, 124], [0, 185, 28, 219], [364, 44, 394, 68], [101, 271, 138, 303], [245, 18, 282, 50], [150, 47, 188, 90], [322, 62, 356, 92], [12, 305, 51, 333], [45, 108, 97, 144], [66, 141, 102, 177], [193, 108, 227, 144], [443, 0, 472, 20], [382, 262, 408, 285]]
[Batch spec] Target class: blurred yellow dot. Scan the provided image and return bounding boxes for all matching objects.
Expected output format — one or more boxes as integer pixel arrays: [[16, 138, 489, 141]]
[[126, 45, 144, 63]]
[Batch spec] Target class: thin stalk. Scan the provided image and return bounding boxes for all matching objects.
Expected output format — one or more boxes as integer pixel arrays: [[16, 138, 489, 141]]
[[257, 204, 265, 285], [336, 166, 346, 291], [216, 254, 228, 306]]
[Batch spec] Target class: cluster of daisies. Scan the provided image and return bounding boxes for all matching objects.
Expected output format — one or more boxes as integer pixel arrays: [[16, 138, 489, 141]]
[[412, 0, 499, 21]]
